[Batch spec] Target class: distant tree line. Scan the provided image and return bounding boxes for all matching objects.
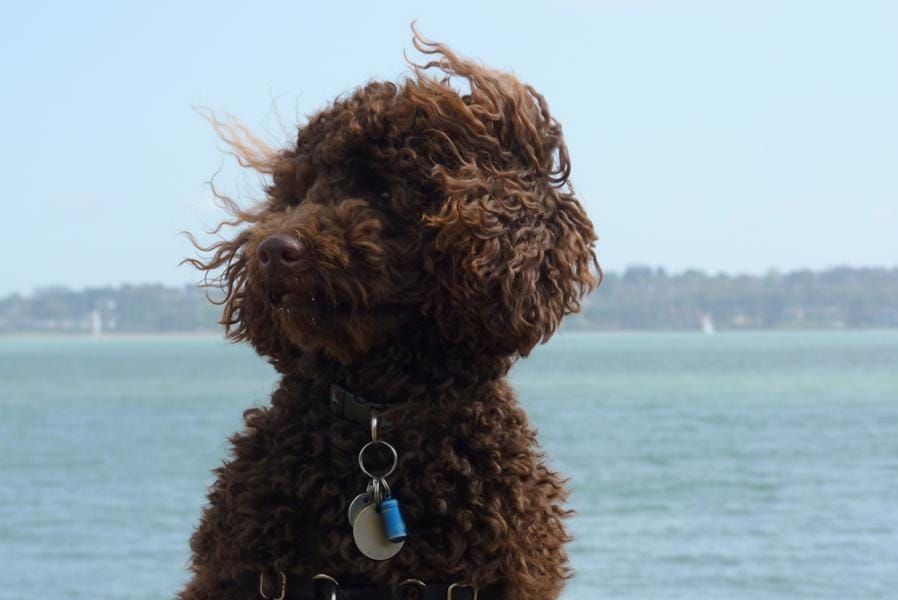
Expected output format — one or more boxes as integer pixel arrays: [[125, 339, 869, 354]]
[[569, 266, 898, 331], [1, 267, 897, 334], [0, 284, 221, 334]]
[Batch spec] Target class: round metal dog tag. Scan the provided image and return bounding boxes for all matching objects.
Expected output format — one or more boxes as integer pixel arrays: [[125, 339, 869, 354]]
[[352, 504, 404, 560], [347, 493, 373, 526]]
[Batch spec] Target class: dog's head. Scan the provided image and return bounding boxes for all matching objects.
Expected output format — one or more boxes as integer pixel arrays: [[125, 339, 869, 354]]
[[187, 30, 600, 370]]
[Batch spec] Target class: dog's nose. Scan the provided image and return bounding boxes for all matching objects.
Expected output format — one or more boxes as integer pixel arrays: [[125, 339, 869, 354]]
[[257, 234, 304, 269]]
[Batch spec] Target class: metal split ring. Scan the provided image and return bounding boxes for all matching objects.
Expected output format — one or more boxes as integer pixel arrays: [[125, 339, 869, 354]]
[[258, 571, 287, 600], [311, 573, 339, 600], [370, 475, 382, 506], [358, 440, 398, 479]]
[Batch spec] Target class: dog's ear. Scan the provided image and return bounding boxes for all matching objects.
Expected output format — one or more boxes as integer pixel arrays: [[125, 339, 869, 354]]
[[408, 32, 601, 356]]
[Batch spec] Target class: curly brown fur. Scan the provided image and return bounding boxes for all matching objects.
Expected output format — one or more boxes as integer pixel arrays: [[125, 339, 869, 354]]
[[180, 28, 600, 600]]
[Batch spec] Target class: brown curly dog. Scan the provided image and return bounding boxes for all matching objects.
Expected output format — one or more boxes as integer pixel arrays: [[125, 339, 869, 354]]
[[182, 29, 599, 600]]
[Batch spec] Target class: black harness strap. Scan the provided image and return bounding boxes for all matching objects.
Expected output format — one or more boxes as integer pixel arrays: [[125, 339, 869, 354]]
[[246, 573, 504, 600]]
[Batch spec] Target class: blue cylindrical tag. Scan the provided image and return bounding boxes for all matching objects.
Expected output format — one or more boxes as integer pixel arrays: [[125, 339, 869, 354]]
[[379, 496, 407, 542]]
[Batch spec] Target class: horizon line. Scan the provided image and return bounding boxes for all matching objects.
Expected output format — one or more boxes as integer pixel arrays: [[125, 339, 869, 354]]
[[5, 263, 898, 299]]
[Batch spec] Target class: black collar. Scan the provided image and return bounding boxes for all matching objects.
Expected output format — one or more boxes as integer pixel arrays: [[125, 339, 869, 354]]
[[329, 384, 400, 429]]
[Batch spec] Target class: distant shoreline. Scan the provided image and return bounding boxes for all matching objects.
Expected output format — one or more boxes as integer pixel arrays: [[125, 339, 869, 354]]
[[0, 331, 226, 341], [3, 328, 898, 342], [5, 269, 898, 332]]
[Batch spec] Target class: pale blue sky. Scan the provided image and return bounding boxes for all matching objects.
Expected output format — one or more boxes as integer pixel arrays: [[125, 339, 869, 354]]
[[1, 1, 896, 295]]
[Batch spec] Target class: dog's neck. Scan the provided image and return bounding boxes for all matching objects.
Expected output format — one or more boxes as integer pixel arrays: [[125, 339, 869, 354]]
[[295, 324, 513, 406]]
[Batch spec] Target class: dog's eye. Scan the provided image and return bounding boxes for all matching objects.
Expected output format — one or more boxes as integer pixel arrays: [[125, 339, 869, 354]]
[[376, 192, 391, 206]]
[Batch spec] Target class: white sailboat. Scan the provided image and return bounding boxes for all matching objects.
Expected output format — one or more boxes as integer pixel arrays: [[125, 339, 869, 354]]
[[90, 309, 103, 338]]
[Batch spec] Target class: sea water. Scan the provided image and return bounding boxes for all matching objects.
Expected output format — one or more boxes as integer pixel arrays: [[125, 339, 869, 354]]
[[1, 331, 896, 599]]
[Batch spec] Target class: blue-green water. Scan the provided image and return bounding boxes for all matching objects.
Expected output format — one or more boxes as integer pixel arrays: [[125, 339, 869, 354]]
[[1, 331, 897, 599]]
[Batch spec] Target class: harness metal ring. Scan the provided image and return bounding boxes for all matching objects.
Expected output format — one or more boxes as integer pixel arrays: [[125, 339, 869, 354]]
[[370, 413, 379, 442], [258, 570, 287, 600], [446, 582, 479, 600], [394, 578, 426, 599], [358, 440, 398, 479], [311, 573, 339, 600]]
